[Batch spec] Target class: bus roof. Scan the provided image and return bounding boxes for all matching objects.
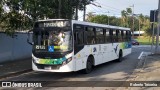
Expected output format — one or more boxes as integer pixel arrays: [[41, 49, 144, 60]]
[[36, 19, 69, 22], [72, 20, 130, 31], [35, 19, 130, 31]]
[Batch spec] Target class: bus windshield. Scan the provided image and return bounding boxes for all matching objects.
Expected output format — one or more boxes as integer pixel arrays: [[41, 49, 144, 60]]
[[33, 28, 72, 52]]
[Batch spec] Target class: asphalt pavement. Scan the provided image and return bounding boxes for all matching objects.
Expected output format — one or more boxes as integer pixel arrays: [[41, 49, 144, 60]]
[[135, 54, 160, 81], [0, 45, 160, 90], [123, 54, 160, 90], [0, 58, 32, 79]]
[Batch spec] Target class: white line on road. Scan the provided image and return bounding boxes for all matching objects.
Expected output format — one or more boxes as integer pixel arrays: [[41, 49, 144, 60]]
[[138, 52, 144, 60]]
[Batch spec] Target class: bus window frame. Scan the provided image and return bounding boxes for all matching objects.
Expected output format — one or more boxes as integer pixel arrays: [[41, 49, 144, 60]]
[[109, 29, 113, 43]]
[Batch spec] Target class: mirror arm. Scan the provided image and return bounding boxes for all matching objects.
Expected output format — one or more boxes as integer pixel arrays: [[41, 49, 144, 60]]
[[27, 30, 33, 45]]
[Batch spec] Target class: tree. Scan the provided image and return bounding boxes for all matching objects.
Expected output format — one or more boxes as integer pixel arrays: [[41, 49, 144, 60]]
[[0, 0, 95, 35], [89, 15, 109, 24], [87, 14, 121, 26], [121, 10, 127, 27], [120, 8, 132, 28], [87, 8, 151, 36], [86, 12, 95, 21], [126, 8, 132, 15]]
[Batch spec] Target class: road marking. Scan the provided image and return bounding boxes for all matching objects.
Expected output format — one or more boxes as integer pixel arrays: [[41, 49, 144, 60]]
[[138, 52, 144, 59], [138, 51, 152, 60]]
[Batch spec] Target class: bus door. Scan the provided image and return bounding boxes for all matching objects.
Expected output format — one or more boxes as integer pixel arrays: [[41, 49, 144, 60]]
[[74, 25, 85, 70]]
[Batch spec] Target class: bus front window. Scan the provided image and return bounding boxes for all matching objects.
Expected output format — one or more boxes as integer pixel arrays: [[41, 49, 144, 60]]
[[33, 29, 72, 52], [48, 30, 72, 52]]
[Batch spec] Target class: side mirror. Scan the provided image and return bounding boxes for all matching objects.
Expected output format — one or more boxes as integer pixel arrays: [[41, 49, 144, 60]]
[[27, 30, 34, 45]]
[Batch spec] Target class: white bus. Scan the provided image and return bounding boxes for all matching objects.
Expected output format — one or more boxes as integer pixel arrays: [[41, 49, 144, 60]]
[[27, 19, 132, 73]]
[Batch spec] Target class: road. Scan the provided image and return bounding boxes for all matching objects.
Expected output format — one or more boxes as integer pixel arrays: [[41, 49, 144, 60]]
[[0, 45, 151, 90]]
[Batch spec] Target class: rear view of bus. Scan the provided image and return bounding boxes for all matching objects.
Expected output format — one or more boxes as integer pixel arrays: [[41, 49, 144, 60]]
[[28, 19, 75, 72]]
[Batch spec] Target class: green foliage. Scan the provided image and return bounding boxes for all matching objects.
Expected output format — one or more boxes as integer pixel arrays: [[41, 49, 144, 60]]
[[0, 0, 95, 36], [87, 8, 151, 36], [136, 36, 160, 45], [88, 14, 120, 26], [136, 37, 152, 45], [126, 8, 132, 15], [89, 15, 108, 24]]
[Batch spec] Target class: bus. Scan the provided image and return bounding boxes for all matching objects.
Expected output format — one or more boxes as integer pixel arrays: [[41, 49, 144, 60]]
[[27, 19, 132, 73]]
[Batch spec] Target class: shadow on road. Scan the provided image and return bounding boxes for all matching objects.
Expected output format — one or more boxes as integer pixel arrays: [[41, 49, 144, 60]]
[[3, 47, 143, 82]]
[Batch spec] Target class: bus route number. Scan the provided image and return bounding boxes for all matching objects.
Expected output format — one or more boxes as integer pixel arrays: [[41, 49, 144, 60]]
[[35, 45, 46, 50]]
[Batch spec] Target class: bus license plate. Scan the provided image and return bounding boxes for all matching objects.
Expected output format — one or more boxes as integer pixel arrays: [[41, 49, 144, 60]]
[[45, 66, 51, 70]]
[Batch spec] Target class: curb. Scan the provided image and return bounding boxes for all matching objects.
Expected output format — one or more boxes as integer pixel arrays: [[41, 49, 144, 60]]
[[0, 69, 33, 80]]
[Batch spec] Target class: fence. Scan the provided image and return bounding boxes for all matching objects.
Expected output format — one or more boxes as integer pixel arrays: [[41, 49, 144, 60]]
[[0, 32, 32, 63]]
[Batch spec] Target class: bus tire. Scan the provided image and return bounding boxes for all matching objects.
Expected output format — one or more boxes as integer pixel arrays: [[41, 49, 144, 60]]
[[116, 50, 123, 62], [82, 57, 93, 74]]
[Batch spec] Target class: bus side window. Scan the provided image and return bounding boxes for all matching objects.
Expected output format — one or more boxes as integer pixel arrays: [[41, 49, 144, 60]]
[[128, 31, 131, 41], [123, 31, 126, 42], [105, 29, 110, 43], [84, 27, 88, 44], [96, 28, 104, 44], [78, 31, 84, 44], [126, 31, 128, 41], [113, 30, 116, 42], [85, 27, 96, 44], [117, 30, 122, 42], [116, 30, 120, 42], [109, 30, 113, 43], [121, 31, 124, 42], [74, 32, 76, 43]]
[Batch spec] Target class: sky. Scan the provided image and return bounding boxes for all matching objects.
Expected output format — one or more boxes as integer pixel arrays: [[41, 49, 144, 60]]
[[2, 0, 158, 20], [78, 0, 158, 20]]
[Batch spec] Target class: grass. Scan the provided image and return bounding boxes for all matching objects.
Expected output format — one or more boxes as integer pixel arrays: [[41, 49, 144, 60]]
[[135, 37, 160, 45]]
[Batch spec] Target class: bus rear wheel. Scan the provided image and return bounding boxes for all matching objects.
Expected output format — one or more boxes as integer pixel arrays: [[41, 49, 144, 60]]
[[82, 57, 93, 74], [116, 50, 123, 62]]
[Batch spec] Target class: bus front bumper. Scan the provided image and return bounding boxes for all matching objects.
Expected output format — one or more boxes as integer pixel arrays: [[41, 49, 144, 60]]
[[32, 61, 75, 72]]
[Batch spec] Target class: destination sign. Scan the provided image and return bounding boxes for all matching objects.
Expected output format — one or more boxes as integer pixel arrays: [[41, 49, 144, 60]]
[[36, 21, 70, 28]]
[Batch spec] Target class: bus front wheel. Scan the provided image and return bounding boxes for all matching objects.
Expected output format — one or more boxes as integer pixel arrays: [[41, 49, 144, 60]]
[[82, 57, 93, 74]]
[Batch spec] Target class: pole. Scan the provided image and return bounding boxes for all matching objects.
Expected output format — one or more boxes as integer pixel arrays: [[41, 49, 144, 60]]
[[155, 0, 160, 54], [75, 1, 79, 20], [151, 10, 156, 53], [58, 0, 61, 18], [83, 4, 86, 21], [151, 23, 155, 53], [139, 19, 140, 37], [132, 16, 135, 38], [107, 11, 110, 25], [75, 6, 78, 20], [131, 4, 135, 38]]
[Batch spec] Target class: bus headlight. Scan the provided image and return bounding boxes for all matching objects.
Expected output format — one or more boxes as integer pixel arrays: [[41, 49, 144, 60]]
[[62, 61, 67, 65], [66, 57, 72, 63], [62, 57, 72, 65]]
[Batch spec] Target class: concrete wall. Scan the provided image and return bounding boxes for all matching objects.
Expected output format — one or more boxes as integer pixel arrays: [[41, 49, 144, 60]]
[[0, 32, 32, 63]]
